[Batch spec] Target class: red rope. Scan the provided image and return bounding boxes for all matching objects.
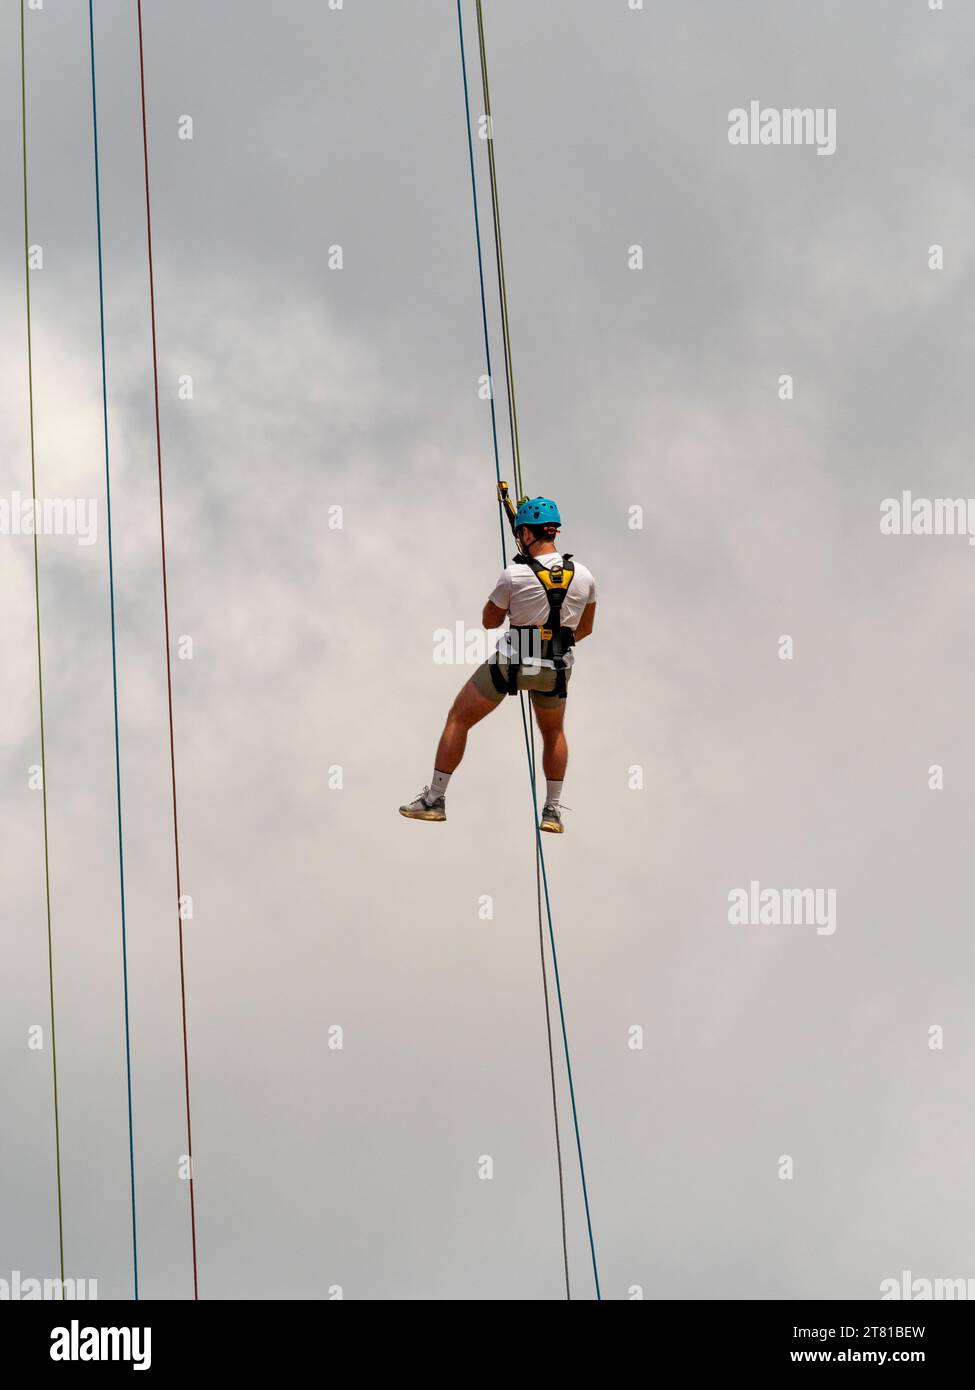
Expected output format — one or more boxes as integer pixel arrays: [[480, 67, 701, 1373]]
[[136, 0, 199, 1300]]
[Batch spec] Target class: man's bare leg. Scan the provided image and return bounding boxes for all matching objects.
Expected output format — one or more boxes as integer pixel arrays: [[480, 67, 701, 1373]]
[[532, 699, 568, 779], [434, 677, 500, 772], [400, 677, 500, 820], [532, 698, 568, 832]]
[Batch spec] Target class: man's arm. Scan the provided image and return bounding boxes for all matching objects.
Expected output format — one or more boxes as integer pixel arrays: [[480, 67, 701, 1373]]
[[483, 599, 508, 629], [574, 601, 596, 641]]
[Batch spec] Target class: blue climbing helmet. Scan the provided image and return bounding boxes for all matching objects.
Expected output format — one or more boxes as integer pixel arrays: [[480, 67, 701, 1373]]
[[514, 497, 561, 529]]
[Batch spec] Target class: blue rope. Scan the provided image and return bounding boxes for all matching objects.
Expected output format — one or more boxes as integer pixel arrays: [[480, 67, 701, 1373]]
[[456, 0, 601, 1300], [88, 0, 139, 1301], [517, 700, 601, 1299]]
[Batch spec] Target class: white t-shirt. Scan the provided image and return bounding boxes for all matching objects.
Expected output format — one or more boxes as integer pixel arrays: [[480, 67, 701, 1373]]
[[489, 552, 597, 669]]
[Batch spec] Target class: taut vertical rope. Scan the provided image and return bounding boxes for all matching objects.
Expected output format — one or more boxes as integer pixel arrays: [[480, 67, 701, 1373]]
[[136, 0, 199, 1300], [20, 0, 65, 1290], [473, 0, 524, 502], [88, 0, 140, 1299]]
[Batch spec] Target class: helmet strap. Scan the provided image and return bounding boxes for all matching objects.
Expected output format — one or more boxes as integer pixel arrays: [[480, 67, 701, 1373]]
[[514, 522, 559, 557], [527, 525, 559, 550]]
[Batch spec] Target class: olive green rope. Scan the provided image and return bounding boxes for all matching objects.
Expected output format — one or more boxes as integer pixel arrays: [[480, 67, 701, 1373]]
[[20, 0, 65, 1288], [474, 0, 524, 502]]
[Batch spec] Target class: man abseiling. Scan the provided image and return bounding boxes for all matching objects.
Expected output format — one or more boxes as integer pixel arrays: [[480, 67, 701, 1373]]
[[399, 497, 596, 833]]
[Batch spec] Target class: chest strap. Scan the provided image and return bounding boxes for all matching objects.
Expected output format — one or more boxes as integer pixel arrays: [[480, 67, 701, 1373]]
[[515, 553, 575, 650]]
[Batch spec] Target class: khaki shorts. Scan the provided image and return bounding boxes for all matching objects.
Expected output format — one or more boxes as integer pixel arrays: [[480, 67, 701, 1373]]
[[472, 659, 572, 710]]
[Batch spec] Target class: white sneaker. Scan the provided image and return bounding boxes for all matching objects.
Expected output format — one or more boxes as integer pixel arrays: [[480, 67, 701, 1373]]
[[399, 789, 447, 822]]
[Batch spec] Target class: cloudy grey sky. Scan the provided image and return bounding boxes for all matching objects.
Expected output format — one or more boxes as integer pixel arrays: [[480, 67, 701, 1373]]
[[2, 0, 974, 1301]]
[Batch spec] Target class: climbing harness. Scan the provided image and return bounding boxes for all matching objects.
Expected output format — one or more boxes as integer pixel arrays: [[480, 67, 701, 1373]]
[[489, 552, 577, 700], [493, 482, 577, 699], [516, 551, 576, 691]]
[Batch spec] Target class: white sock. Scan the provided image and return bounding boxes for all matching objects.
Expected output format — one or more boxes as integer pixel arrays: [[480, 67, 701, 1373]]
[[545, 779, 563, 809], [429, 769, 451, 801]]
